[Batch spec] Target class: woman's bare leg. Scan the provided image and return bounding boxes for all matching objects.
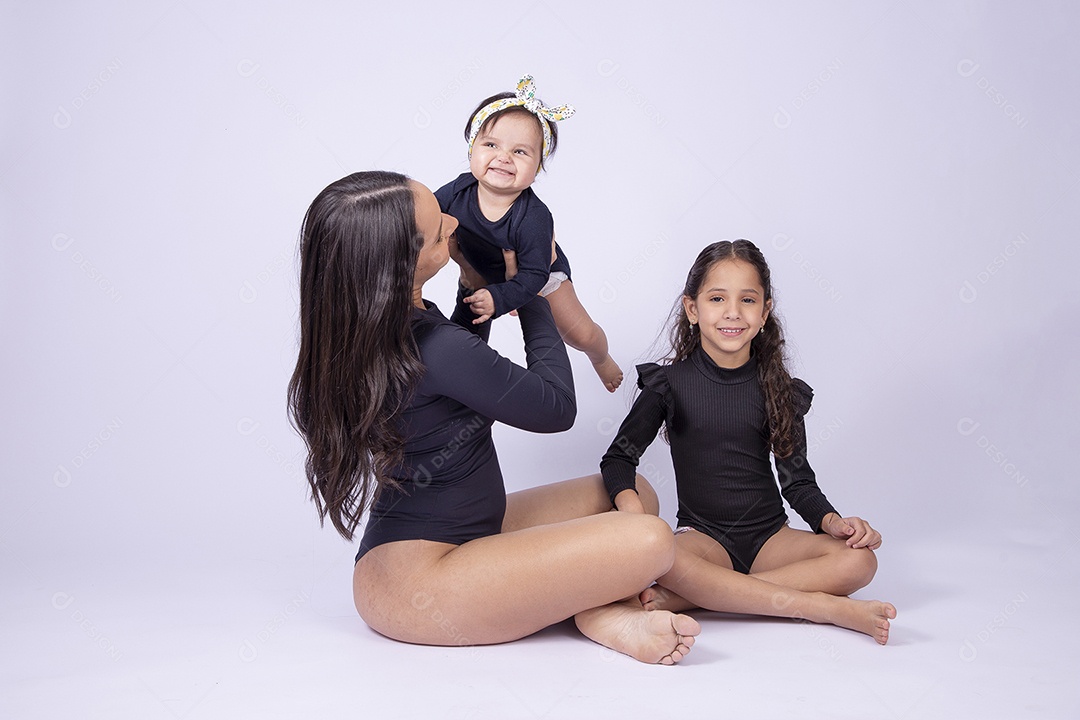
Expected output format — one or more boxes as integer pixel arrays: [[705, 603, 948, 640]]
[[642, 529, 895, 644], [545, 281, 623, 392], [503, 473, 696, 664], [355, 475, 699, 662], [501, 473, 658, 532]]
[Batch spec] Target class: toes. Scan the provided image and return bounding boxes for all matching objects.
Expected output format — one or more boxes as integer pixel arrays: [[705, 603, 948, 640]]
[[670, 613, 702, 637]]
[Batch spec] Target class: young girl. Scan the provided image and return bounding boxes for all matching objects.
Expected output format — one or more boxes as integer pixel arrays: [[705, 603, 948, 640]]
[[602, 240, 897, 643], [435, 74, 623, 392]]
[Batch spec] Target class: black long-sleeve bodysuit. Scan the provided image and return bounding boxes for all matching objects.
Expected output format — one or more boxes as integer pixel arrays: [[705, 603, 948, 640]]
[[357, 296, 575, 561], [601, 347, 836, 573], [435, 172, 572, 338]]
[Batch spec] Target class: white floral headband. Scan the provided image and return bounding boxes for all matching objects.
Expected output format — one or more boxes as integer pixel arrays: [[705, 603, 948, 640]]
[[467, 74, 575, 165]]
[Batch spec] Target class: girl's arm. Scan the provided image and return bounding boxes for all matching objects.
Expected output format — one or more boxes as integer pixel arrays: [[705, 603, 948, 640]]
[[775, 380, 881, 548], [600, 377, 667, 509], [424, 295, 575, 433], [774, 420, 838, 536]]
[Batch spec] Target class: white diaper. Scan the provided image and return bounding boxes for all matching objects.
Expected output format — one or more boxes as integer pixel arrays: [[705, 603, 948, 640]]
[[539, 271, 568, 297]]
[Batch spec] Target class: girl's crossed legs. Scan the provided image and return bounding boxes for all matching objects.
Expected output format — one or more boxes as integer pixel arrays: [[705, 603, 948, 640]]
[[641, 526, 895, 645], [353, 474, 700, 664]]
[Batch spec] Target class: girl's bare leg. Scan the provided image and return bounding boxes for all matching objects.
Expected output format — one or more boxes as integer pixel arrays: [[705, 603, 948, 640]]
[[354, 475, 699, 662], [748, 526, 878, 596], [545, 281, 623, 392], [642, 529, 895, 644]]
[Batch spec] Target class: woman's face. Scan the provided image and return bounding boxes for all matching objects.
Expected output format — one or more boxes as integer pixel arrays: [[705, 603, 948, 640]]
[[411, 180, 458, 289]]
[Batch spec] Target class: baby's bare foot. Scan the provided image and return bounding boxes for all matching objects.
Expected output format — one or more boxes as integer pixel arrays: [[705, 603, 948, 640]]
[[593, 355, 623, 393]]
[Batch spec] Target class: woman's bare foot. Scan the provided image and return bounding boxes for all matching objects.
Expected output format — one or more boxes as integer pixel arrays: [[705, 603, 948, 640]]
[[823, 597, 896, 645], [639, 584, 698, 613], [592, 355, 624, 393], [575, 600, 701, 664]]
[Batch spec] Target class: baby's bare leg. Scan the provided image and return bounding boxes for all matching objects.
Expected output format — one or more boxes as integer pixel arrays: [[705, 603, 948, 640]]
[[545, 280, 623, 392]]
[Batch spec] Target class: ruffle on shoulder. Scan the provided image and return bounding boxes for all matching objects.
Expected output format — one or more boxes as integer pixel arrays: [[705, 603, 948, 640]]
[[636, 363, 674, 426], [636, 363, 669, 393], [791, 378, 814, 417]]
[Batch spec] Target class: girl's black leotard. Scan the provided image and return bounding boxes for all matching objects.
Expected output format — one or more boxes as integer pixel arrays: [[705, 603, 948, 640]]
[[600, 347, 836, 573], [356, 296, 575, 561]]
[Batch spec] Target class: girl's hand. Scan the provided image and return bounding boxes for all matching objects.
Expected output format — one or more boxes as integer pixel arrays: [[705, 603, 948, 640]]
[[464, 288, 496, 324], [614, 489, 646, 514], [821, 513, 882, 550]]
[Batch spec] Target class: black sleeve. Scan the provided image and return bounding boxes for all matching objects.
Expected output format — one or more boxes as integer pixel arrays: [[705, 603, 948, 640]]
[[599, 374, 668, 505], [484, 208, 553, 318], [774, 379, 836, 532], [423, 296, 575, 432]]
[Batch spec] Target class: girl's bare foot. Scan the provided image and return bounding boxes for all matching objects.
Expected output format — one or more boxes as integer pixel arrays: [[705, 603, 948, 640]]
[[639, 584, 698, 613], [823, 597, 896, 645], [575, 600, 701, 664], [593, 355, 623, 392]]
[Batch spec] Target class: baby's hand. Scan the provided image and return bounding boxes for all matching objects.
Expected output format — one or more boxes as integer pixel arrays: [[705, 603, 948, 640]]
[[463, 287, 496, 324], [821, 513, 882, 550]]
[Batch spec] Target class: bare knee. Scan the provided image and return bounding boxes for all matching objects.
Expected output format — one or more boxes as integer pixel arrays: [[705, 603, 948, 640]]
[[629, 515, 676, 579], [562, 318, 603, 354], [834, 547, 878, 594]]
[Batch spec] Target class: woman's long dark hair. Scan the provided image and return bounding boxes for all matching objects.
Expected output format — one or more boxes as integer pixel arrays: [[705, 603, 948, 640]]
[[287, 171, 425, 540], [666, 240, 800, 458]]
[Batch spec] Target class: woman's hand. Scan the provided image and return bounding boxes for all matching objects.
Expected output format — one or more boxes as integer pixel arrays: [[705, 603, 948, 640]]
[[821, 513, 882, 550], [449, 235, 487, 292], [502, 248, 518, 281]]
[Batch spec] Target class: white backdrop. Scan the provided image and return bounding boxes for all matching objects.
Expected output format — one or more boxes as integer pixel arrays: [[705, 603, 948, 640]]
[[3, 1, 1078, 717]]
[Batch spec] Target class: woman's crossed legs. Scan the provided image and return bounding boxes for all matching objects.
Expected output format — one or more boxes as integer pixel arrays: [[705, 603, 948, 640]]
[[353, 474, 700, 663]]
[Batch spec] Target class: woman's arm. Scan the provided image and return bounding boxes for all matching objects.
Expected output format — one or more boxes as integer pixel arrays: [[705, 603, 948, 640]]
[[424, 295, 575, 433]]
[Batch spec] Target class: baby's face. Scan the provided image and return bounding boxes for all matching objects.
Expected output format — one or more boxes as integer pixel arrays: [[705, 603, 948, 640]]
[[469, 111, 543, 196]]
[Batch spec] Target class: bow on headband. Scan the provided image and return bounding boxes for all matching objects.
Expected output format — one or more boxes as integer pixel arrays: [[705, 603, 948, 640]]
[[467, 75, 575, 164]]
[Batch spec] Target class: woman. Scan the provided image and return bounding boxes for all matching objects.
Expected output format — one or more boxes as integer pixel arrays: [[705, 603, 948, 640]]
[[288, 171, 699, 663]]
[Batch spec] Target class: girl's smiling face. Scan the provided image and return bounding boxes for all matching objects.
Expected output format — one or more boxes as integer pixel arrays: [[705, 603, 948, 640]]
[[683, 258, 772, 369], [469, 111, 543, 196]]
